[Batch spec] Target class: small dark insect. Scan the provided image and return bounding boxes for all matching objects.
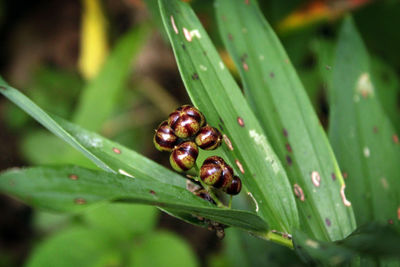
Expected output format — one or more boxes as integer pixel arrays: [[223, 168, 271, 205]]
[[224, 175, 242, 195], [169, 141, 199, 172]]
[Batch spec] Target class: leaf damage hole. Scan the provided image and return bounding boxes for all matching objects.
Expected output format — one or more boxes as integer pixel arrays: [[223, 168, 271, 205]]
[[311, 171, 321, 187], [170, 15, 179, 34], [223, 134, 233, 151], [74, 198, 86, 205], [293, 184, 305, 202], [340, 185, 351, 207], [183, 27, 192, 42], [247, 192, 259, 212], [68, 174, 78, 180], [235, 159, 245, 174], [237, 117, 245, 127], [363, 147, 370, 158], [112, 147, 121, 154]]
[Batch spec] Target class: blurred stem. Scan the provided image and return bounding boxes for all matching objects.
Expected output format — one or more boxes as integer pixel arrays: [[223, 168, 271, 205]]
[[258, 231, 294, 249]]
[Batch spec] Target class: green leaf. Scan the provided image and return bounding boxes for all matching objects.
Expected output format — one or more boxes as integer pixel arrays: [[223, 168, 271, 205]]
[[159, 0, 298, 233], [129, 231, 199, 267], [84, 203, 158, 240], [329, 17, 400, 225], [73, 25, 149, 132], [293, 222, 400, 265], [26, 226, 121, 267], [215, 0, 355, 241], [0, 166, 268, 232]]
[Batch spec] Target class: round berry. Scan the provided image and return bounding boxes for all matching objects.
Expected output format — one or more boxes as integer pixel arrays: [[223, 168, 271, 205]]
[[168, 105, 205, 138], [169, 141, 199, 172], [195, 125, 222, 150], [200, 156, 233, 189], [224, 176, 242, 195], [153, 121, 178, 152]]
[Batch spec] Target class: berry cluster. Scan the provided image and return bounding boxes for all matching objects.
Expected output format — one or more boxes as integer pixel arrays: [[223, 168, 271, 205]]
[[153, 105, 242, 198]]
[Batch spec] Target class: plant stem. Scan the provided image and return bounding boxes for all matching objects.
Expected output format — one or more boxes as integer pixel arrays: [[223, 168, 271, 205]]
[[258, 231, 294, 249]]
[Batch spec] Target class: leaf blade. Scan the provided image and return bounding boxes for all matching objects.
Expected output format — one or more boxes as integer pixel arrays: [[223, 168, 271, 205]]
[[329, 17, 400, 225], [0, 166, 268, 232], [158, 0, 299, 233], [215, 0, 355, 241]]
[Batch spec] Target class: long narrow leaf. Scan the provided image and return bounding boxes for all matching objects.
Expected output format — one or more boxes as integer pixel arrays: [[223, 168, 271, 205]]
[[0, 166, 268, 232], [329, 17, 400, 225], [74, 25, 149, 131], [159, 0, 299, 233], [215, 0, 355, 241], [0, 78, 185, 187]]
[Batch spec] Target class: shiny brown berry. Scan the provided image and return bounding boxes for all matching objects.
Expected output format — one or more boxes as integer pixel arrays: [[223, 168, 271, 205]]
[[200, 156, 233, 189], [168, 105, 205, 138], [194, 188, 216, 205], [224, 176, 242, 195], [153, 121, 178, 152], [169, 141, 199, 172], [195, 125, 222, 150]]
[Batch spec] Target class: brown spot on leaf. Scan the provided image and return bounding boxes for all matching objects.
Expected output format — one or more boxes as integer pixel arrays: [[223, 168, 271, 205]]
[[223, 134, 233, 151], [112, 147, 121, 154], [270, 72, 275, 78], [286, 155, 292, 165], [285, 143, 292, 153], [393, 134, 399, 144], [192, 73, 199, 80], [283, 128, 288, 137], [342, 172, 348, 179], [293, 184, 304, 202], [74, 198, 86, 205], [325, 218, 331, 227], [373, 126, 378, 133], [331, 173, 336, 181], [150, 190, 156, 195], [68, 174, 78, 180], [237, 117, 245, 127], [0, 86, 6, 90], [235, 159, 245, 174], [228, 33, 233, 41]]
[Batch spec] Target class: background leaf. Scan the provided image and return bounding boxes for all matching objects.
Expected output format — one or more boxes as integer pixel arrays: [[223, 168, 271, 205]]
[[159, 0, 299, 234], [0, 165, 268, 232], [329, 16, 400, 226], [129, 231, 199, 267], [26, 226, 121, 267], [215, 0, 355, 241]]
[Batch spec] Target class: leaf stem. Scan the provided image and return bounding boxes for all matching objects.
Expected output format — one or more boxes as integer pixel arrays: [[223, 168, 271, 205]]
[[258, 231, 294, 249]]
